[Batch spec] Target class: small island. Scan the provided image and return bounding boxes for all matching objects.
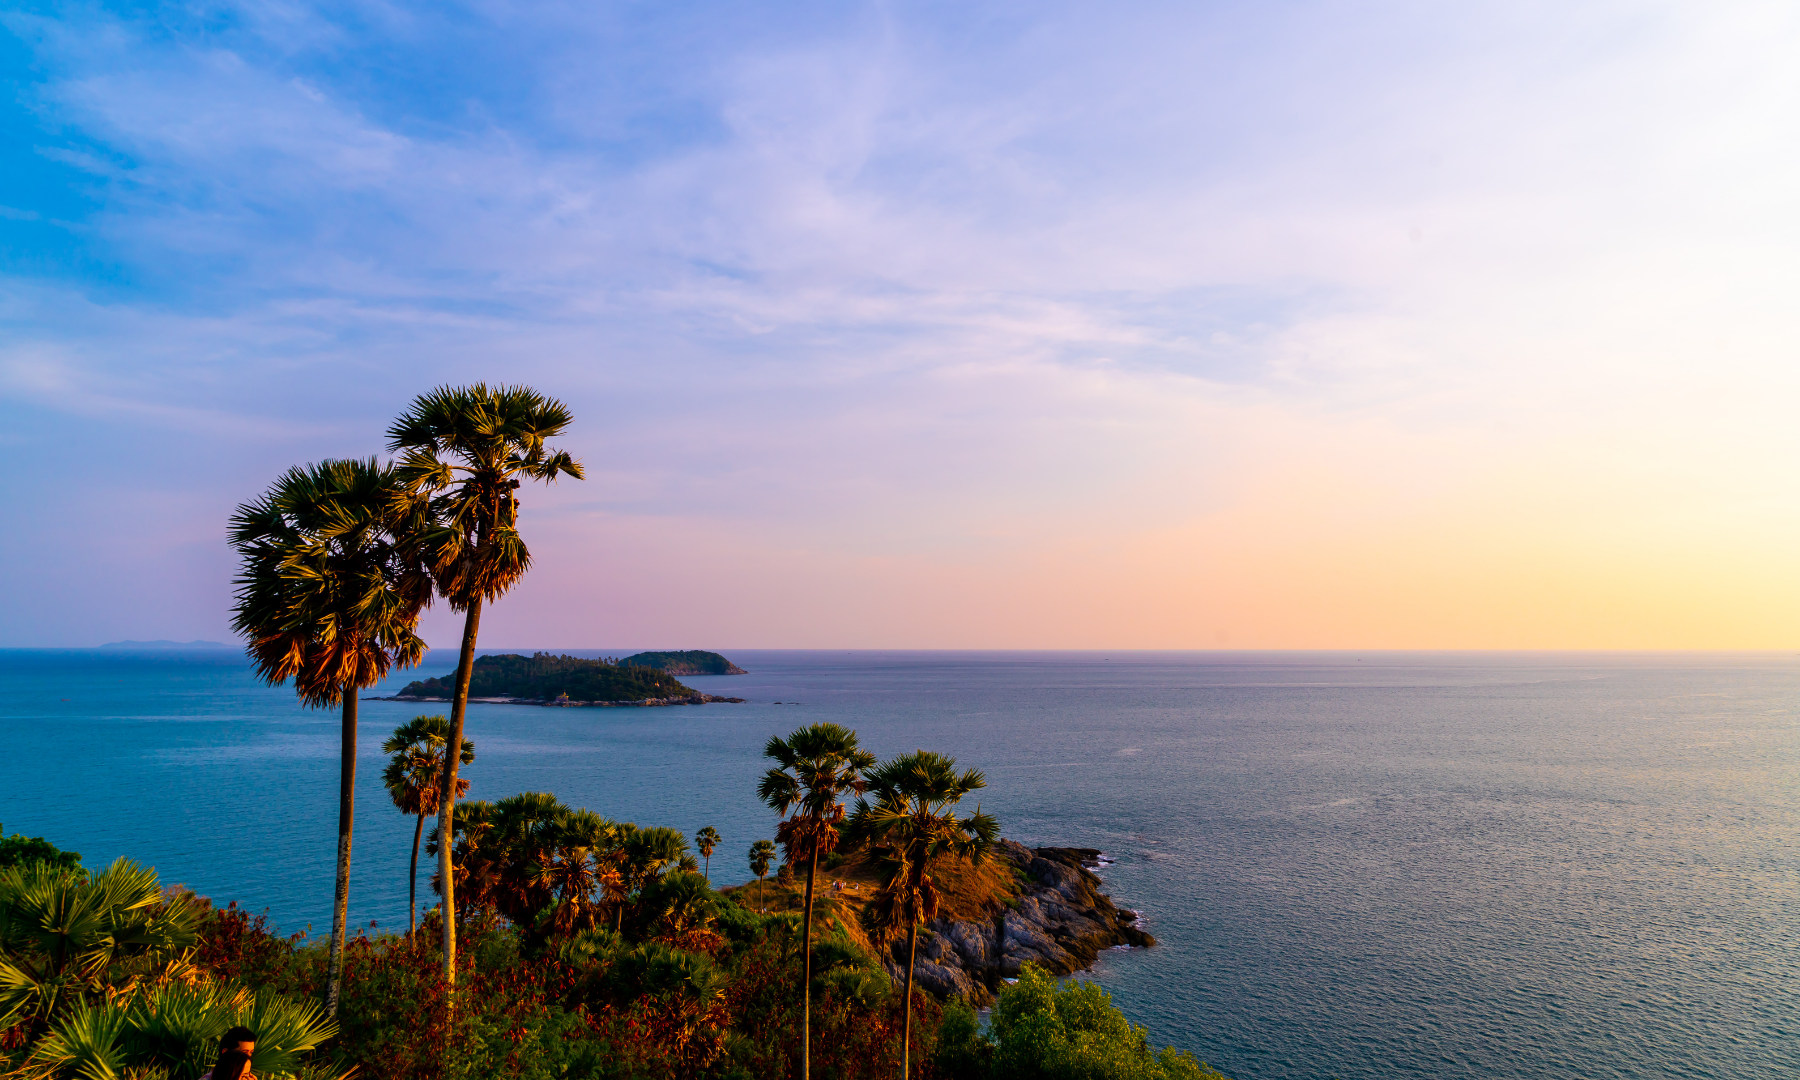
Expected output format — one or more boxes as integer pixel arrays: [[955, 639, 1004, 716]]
[[392, 652, 746, 707], [619, 649, 747, 675]]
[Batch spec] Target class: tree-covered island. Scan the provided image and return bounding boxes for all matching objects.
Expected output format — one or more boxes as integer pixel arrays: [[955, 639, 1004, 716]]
[[393, 653, 747, 706], [620, 650, 747, 676]]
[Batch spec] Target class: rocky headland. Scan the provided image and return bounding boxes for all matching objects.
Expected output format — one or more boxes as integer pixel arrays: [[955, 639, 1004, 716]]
[[738, 838, 1152, 1007], [896, 840, 1153, 1005]]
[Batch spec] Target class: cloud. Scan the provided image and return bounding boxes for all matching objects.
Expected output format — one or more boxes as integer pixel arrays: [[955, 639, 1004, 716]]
[[1, 0, 1797, 646]]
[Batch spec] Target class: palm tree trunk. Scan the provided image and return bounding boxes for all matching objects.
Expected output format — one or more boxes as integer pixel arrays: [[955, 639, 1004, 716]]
[[801, 846, 818, 1080], [437, 597, 482, 987], [326, 690, 358, 1018], [903, 920, 919, 1080], [408, 812, 424, 936]]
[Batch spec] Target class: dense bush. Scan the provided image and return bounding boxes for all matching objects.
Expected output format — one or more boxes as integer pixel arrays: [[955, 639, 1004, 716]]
[[168, 887, 938, 1080], [0, 827, 81, 871], [977, 964, 1227, 1080]]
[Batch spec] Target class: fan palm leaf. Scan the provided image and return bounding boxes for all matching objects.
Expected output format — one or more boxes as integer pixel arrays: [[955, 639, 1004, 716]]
[[0, 860, 197, 1030]]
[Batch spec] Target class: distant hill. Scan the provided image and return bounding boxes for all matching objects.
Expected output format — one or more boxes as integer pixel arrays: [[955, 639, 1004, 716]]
[[619, 650, 747, 675], [99, 640, 230, 650], [396, 653, 698, 703]]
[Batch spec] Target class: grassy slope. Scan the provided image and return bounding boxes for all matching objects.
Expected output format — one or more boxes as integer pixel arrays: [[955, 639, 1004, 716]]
[[722, 849, 1024, 956]]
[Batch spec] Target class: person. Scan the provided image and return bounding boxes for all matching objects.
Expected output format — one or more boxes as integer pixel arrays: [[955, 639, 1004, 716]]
[[200, 1028, 257, 1080], [209, 1050, 253, 1080]]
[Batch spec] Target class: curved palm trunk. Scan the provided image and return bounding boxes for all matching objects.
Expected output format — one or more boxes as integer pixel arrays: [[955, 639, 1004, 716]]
[[801, 845, 819, 1080], [408, 812, 425, 935], [437, 597, 482, 987], [326, 691, 358, 1017], [903, 920, 920, 1080]]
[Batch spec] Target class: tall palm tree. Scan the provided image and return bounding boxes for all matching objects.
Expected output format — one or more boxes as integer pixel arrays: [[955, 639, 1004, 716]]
[[230, 458, 430, 1016], [850, 751, 999, 1080], [387, 384, 583, 984], [380, 715, 474, 935], [694, 827, 720, 883], [757, 723, 875, 1080], [748, 839, 777, 913]]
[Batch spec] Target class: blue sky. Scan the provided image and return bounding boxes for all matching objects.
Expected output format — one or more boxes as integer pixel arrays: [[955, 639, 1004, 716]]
[[3, 1, 1797, 648]]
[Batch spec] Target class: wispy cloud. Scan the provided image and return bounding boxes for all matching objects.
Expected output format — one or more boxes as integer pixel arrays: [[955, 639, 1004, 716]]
[[2, 0, 1797, 646]]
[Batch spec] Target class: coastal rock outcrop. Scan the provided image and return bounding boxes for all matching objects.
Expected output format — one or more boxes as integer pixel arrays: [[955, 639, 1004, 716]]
[[886, 841, 1153, 1005]]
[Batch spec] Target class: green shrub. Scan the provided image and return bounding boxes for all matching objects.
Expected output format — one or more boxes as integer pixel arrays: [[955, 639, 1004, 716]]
[[932, 998, 989, 1079], [988, 964, 1229, 1080], [0, 827, 81, 872]]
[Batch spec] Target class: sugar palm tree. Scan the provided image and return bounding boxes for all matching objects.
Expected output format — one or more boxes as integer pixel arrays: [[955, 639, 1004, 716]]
[[748, 839, 776, 913], [694, 827, 720, 883], [230, 458, 430, 1016], [851, 751, 999, 1080], [530, 808, 621, 940], [381, 715, 474, 935], [757, 723, 875, 1080], [387, 384, 583, 984]]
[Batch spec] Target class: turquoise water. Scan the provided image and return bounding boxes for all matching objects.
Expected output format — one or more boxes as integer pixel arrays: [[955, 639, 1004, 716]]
[[1, 649, 1795, 1079]]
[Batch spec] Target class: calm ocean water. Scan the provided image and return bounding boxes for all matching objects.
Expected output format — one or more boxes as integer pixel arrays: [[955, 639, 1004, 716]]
[[1, 649, 1795, 1079]]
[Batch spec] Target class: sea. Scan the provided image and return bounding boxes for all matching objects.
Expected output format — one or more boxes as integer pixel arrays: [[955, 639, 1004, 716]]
[[0, 648, 1794, 1080]]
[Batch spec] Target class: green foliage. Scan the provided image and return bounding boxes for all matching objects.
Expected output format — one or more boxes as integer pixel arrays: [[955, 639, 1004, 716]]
[[102, 981, 337, 1079], [398, 653, 695, 703], [987, 964, 1229, 1080], [633, 871, 717, 939], [713, 898, 793, 948], [0, 828, 81, 873], [932, 999, 989, 1080], [619, 651, 746, 675], [0, 859, 200, 1027], [807, 927, 891, 1008], [0, 865, 333, 1080], [603, 941, 723, 1005], [27, 998, 129, 1080]]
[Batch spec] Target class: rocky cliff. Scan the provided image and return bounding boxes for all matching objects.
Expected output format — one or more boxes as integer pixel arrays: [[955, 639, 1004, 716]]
[[891, 840, 1154, 1005]]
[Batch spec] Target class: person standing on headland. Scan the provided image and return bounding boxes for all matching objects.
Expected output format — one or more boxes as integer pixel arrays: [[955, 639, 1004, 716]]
[[199, 1027, 257, 1080]]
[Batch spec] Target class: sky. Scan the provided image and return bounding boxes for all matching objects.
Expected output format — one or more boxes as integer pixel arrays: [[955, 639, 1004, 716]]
[[1, 0, 1797, 650]]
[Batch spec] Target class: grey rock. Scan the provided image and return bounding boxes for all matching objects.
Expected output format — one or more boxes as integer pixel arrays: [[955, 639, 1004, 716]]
[[877, 842, 1157, 1005]]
